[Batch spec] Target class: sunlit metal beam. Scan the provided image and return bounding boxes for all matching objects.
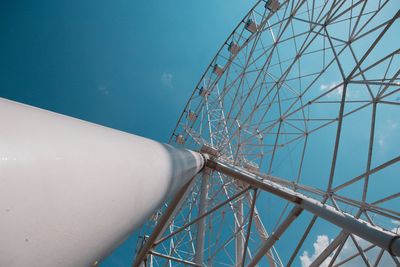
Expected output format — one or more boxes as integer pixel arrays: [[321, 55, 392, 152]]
[[132, 178, 197, 267], [206, 157, 400, 257], [247, 206, 303, 267], [149, 250, 203, 267], [194, 169, 211, 264]]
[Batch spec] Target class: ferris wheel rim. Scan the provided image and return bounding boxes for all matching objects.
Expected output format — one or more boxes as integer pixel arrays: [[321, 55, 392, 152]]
[[139, 1, 400, 266]]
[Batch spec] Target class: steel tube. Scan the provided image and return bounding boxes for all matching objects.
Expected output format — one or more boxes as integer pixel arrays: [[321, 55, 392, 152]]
[[0, 98, 205, 267], [194, 169, 210, 264], [155, 186, 251, 246], [149, 250, 203, 267], [247, 206, 303, 267], [309, 231, 348, 267], [132, 178, 197, 267], [236, 197, 245, 266], [206, 158, 400, 257], [245, 193, 279, 267]]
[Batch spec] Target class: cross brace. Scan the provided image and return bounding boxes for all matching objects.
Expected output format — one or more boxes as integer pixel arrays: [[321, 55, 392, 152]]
[[205, 157, 400, 258]]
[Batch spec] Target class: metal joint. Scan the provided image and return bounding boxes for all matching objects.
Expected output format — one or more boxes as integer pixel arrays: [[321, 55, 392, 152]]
[[388, 235, 400, 256]]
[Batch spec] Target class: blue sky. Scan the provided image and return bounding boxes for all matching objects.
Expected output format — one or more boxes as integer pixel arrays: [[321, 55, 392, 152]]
[[0, 1, 253, 266], [0, 0, 252, 144], [1, 1, 399, 266]]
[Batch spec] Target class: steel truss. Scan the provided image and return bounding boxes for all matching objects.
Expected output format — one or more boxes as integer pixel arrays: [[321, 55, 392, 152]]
[[133, 155, 399, 266], [136, 0, 400, 266], [206, 157, 400, 259]]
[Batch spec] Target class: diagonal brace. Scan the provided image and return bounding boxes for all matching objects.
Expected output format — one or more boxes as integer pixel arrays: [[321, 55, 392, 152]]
[[248, 206, 303, 267], [205, 158, 400, 257]]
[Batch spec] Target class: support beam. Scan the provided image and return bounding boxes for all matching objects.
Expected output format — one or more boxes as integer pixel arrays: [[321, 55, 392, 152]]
[[335, 243, 375, 266], [247, 206, 303, 267], [194, 169, 211, 264], [247, 196, 280, 267], [149, 250, 203, 267], [236, 197, 245, 266], [132, 178, 196, 267], [309, 231, 348, 267], [205, 158, 400, 257], [241, 189, 258, 267], [155, 186, 251, 246]]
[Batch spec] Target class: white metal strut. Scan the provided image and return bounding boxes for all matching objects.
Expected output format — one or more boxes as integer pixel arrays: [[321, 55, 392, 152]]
[[205, 157, 400, 258]]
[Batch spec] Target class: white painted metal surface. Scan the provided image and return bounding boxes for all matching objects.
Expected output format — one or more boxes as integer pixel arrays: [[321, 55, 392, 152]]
[[0, 98, 204, 267], [206, 158, 400, 258]]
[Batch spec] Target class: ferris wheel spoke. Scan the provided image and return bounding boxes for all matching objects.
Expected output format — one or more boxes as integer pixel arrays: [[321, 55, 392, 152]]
[[360, 100, 377, 203], [206, 158, 400, 255], [142, 1, 400, 266], [371, 192, 400, 206], [155, 186, 251, 246], [377, 68, 400, 98], [248, 206, 303, 267], [350, 12, 399, 81], [222, 4, 310, 140], [286, 214, 318, 266], [219, 29, 350, 154], [331, 194, 400, 220], [350, 234, 373, 266], [335, 243, 376, 266], [323, 29, 346, 80], [244, 192, 282, 266], [327, 235, 350, 267], [332, 155, 400, 193], [352, 2, 392, 42]]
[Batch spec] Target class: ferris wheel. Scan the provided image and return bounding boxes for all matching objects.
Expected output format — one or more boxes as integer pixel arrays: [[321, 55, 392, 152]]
[[134, 0, 400, 266]]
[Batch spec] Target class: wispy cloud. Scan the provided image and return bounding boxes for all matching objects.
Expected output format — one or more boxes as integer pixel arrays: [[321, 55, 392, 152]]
[[377, 119, 398, 149], [320, 80, 373, 101], [320, 81, 345, 99], [98, 85, 110, 95], [377, 134, 385, 148], [160, 72, 173, 88]]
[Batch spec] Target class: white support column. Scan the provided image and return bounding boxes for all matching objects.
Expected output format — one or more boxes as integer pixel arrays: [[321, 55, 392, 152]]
[[0, 98, 205, 267], [194, 168, 211, 264]]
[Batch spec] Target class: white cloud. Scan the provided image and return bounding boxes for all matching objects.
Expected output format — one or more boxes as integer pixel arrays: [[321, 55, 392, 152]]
[[387, 119, 398, 130], [300, 233, 400, 266], [161, 72, 173, 88], [320, 81, 344, 98], [319, 81, 368, 100], [300, 235, 333, 267], [98, 85, 110, 95], [377, 119, 398, 149], [320, 84, 328, 90], [378, 135, 385, 147]]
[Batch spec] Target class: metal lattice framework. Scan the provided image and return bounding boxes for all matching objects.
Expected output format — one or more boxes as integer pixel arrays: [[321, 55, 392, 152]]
[[134, 0, 400, 266]]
